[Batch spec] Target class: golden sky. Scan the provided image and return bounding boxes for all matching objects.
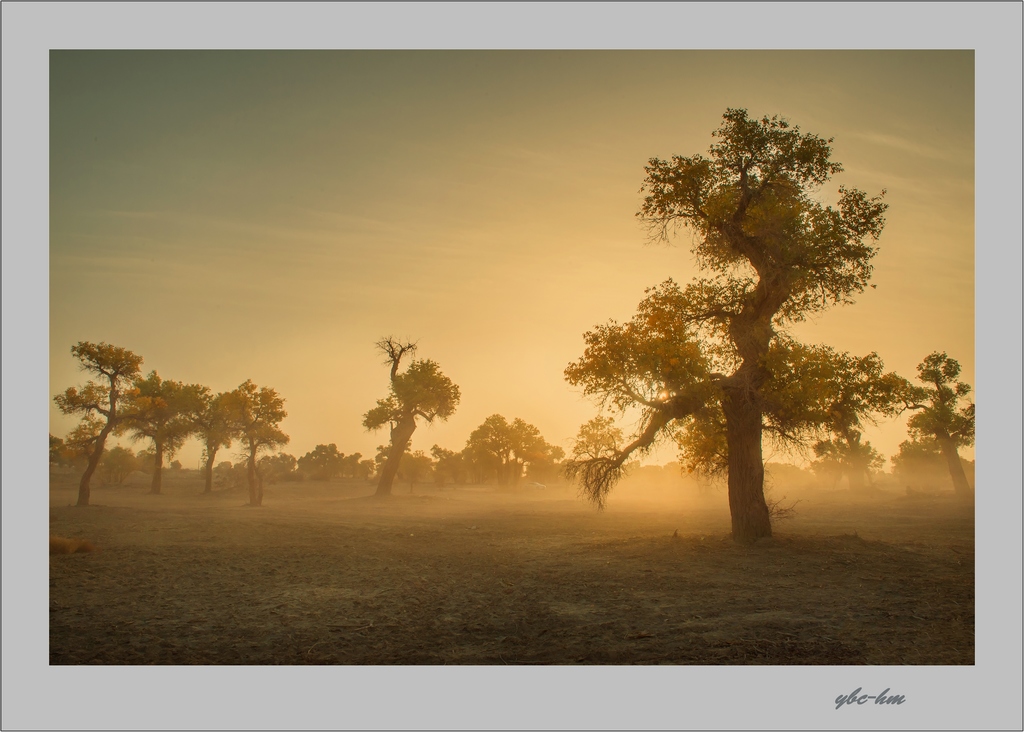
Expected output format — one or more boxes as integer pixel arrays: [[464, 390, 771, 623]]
[[49, 50, 975, 468]]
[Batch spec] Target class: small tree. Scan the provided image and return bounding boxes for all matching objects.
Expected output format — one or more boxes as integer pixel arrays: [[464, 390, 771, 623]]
[[227, 380, 289, 506], [123, 371, 196, 495], [53, 342, 145, 506], [187, 387, 238, 493], [903, 352, 975, 500], [363, 338, 461, 498]]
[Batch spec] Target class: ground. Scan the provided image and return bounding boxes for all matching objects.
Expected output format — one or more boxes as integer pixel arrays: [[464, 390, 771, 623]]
[[49, 472, 974, 665]]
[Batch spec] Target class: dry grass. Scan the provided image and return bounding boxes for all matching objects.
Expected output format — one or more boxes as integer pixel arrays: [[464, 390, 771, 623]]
[[49, 473, 974, 665]]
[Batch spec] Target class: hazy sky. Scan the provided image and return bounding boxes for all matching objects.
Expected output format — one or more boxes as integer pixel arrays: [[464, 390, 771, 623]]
[[49, 50, 975, 468]]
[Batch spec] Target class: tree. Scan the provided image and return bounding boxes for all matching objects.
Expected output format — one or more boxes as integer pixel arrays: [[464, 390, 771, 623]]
[[187, 387, 238, 493], [297, 443, 345, 481], [227, 380, 289, 506], [363, 338, 461, 497], [259, 453, 298, 484], [100, 446, 139, 485], [123, 371, 196, 495], [565, 109, 887, 542], [806, 350, 911, 492], [903, 352, 975, 500], [399, 450, 434, 492], [464, 415, 562, 486], [53, 342, 145, 506], [431, 445, 465, 487], [339, 452, 364, 478]]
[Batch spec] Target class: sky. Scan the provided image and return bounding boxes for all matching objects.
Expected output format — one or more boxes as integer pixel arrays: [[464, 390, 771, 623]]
[[49, 50, 976, 469]]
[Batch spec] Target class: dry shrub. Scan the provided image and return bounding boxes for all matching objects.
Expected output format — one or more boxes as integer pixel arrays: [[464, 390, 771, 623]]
[[50, 536, 96, 555]]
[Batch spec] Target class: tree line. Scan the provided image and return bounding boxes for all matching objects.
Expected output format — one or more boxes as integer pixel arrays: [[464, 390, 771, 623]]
[[52, 109, 975, 544], [51, 337, 565, 505]]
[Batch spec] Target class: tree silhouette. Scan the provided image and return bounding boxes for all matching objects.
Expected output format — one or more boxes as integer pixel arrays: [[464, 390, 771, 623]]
[[187, 387, 238, 493], [53, 342, 145, 506], [903, 352, 975, 500], [363, 338, 460, 498], [227, 380, 289, 506], [297, 444, 345, 481], [565, 109, 887, 542], [464, 415, 563, 486]]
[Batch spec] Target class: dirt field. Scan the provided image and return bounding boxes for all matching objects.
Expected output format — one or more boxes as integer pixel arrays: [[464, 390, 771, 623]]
[[49, 472, 974, 665]]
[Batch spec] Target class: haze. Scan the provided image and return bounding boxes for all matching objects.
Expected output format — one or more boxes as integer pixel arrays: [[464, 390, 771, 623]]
[[49, 50, 974, 469]]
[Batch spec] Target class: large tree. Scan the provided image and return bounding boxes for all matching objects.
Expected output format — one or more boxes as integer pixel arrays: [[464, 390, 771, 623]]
[[903, 352, 975, 500], [187, 387, 238, 493], [53, 342, 145, 506], [565, 109, 888, 542], [363, 338, 461, 498], [227, 379, 289, 506], [123, 371, 196, 495]]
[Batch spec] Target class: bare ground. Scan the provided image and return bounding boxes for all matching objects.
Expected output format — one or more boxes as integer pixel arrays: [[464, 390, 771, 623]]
[[49, 475, 974, 665]]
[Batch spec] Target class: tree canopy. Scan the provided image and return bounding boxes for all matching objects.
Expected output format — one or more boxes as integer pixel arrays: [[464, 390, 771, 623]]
[[364, 338, 461, 497], [53, 341, 145, 506]]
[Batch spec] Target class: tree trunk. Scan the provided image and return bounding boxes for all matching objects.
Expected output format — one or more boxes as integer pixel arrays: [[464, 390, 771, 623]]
[[77, 427, 112, 507], [256, 470, 264, 506], [247, 448, 259, 506], [937, 435, 973, 501], [150, 440, 164, 494], [722, 393, 772, 543], [375, 418, 416, 497], [203, 445, 218, 493]]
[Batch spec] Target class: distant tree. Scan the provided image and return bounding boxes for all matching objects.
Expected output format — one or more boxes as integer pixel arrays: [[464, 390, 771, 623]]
[[53, 342, 145, 506], [399, 450, 434, 493], [571, 417, 624, 462], [339, 452, 364, 478], [187, 387, 238, 493], [891, 437, 950, 491], [259, 453, 298, 484], [806, 350, 912, 492], [464, 415, 562, 486], [357, 459, 376, 481], [431, 445, 465, 487], [363, 338, 461, 498], [100, 446, 139, 485], [170, 459, 183, 470], [123, 371, 196, 495], [297, 443, 345, 481], [903, 352, 975, 500], [565, 109, 887, 542], [227, 380, 289, 506]]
